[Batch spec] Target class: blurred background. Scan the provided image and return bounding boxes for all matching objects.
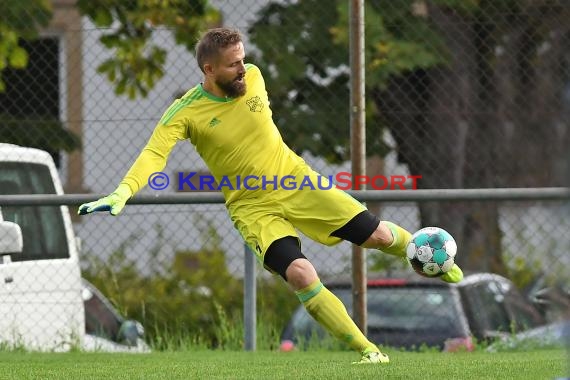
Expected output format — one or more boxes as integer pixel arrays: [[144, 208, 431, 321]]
[[0, 0, 569, 350]]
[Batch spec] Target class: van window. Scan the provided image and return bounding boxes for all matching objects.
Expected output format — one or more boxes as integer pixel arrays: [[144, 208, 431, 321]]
[[83, 283, 122, 343], [0, 162, 69, 260]]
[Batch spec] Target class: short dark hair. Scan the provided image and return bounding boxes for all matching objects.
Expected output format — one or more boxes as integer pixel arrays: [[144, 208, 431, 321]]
[[195, 28, 243, 73]]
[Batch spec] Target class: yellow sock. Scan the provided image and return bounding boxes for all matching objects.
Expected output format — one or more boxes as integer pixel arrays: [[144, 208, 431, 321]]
[[295, 279, 378, 353], [380, 221, 412, 258]]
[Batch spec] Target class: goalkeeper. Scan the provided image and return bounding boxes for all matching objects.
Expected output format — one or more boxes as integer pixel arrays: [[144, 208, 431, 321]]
[[79, 27, 463, 364]]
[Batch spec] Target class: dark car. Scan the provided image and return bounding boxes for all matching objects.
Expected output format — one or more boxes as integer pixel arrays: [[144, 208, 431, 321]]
[[280, 273, 545, 352], [82, 278, 150, 352]]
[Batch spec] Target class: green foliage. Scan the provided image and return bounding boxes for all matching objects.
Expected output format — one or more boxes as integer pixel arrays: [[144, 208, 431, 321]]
[[0, 0, 52, 36], [82, 221, 240, 349], [248, 0, 564, 170], [367, 250, 410, 275], [0, 0, 219, 99], [247, 0, 451, 163], [506, 255, 544, 290], [0, 0, 52, 91], [333, 1, 449, 86], [0, 113, 80, 153], [76, 0, 220, 99], [247, 1, 351, 163], [502, 224, 558, 290], [256, 273, 300, 350], [82, 220, 298, 350]]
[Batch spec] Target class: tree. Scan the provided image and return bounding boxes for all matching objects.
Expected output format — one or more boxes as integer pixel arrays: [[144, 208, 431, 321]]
[[76, 0, 220, 99], [374, 1, 570, 274], [0, 0, 219, 156], [246, 0, 447, 163], [247, 0, 570, 273], [0, 1, 77, 159], [0, 0, 51, 92], [3, 0, 568, 274], [0, 0, 219, 98]]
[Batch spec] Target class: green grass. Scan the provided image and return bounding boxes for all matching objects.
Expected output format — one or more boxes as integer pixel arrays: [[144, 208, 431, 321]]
[[0, 349, 567, 380]]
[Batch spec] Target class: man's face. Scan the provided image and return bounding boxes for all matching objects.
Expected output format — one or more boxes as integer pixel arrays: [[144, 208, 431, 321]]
[[212, 42, 247, 98]]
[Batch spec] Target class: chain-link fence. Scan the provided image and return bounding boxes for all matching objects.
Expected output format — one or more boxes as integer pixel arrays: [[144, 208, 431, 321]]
[[0, 0, 569, 351]]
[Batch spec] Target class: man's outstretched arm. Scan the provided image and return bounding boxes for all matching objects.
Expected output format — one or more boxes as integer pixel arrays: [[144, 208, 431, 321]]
[[78, 119, 188, 216]]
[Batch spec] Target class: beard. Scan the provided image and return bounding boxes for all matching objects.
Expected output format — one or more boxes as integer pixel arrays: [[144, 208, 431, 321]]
[[217, 75, 246, 98]]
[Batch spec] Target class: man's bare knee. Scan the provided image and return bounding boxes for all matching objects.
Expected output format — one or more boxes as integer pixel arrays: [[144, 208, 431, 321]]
[[285, 258, 318, 291]]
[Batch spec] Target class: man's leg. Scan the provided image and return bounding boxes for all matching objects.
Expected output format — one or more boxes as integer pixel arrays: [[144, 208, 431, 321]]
[[332, 211, 411, 257], [332, 211, 463, 283], [264, 237, 389, 363]]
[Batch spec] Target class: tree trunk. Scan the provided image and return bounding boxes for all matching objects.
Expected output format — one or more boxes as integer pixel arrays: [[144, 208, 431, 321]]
[[373, 5, 504, 272], [372, 3, 570, 273]]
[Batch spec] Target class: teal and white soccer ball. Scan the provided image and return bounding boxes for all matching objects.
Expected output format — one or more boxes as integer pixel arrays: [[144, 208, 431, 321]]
[[406, 227, 457, 277]]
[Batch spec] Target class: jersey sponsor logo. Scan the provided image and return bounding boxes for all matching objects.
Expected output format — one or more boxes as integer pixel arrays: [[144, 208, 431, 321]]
[[246, 96, 264, 112], [208, 117, 221, 128]]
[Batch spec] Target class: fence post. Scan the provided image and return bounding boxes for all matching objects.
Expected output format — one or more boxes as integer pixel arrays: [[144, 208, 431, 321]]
[[244, 243, 256, 351], [350, 0, 367, 334]]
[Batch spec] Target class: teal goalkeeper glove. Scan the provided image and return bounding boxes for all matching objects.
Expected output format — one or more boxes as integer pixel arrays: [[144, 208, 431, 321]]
[[78, 184, 132, 216]]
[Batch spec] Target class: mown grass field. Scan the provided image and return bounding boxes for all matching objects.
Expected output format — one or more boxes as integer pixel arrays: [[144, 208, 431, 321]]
[[0, 349, 567, 380]]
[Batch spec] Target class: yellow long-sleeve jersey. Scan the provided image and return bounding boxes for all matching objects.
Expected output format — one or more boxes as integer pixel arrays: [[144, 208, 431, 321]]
[[120, 63, 307, 205]]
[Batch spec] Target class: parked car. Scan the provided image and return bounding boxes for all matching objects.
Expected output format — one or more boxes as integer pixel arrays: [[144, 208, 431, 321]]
[[0, 144, 148, 352], [524, 274, 570, 323], [0, 216, 149, 353], [82, 278, 150, 352], [280, 273, 545, 352], [487, 319, 570, 352]]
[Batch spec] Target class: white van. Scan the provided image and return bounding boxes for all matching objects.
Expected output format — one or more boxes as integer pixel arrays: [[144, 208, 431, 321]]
[[0, 143, 148, 352]]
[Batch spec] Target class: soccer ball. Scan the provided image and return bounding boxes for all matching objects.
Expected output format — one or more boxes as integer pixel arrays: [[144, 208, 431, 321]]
[[406, 227, 457, 277]]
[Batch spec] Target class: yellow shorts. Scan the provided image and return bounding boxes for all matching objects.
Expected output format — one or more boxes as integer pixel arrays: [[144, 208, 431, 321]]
[[228, 167, 367, 264]]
